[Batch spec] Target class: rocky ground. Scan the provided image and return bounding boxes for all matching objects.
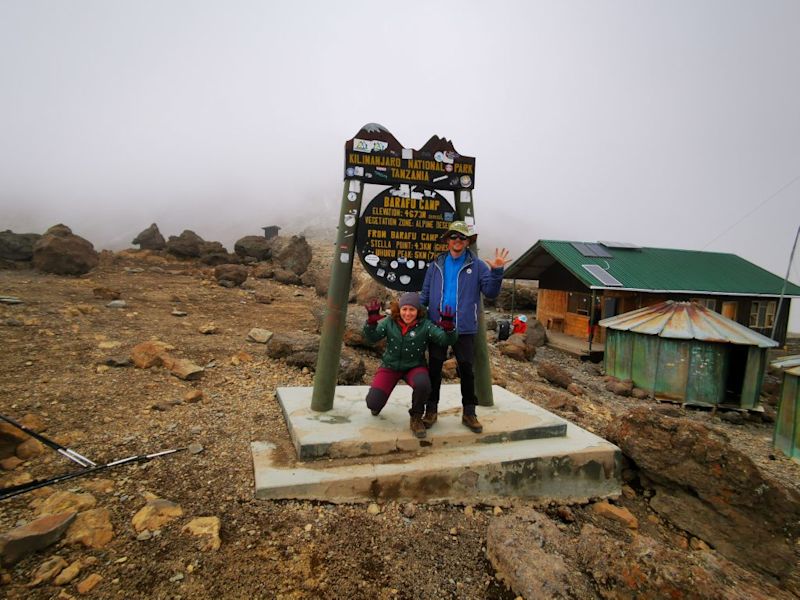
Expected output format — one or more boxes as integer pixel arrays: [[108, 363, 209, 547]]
[[0, 243, 799, 599]]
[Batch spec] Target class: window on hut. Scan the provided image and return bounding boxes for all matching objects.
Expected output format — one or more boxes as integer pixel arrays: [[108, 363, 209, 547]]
[[567, 292, 591, 315], [749, 300, 776, 329]]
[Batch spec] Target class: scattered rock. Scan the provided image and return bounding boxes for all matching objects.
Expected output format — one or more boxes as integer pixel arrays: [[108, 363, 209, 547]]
[[184, 389, 204, 403], [214, 264, 248, 287], [631, 387, 651, 399], [37, 491, 97, 516], [92, 287, 120, 300], [15, 437, 44, 460], [0, 456, 23, 471], [54, 559, 84, 585], [130, 341, 173, 369], [132, 223, 166, 250], [592, 500, 638, 528], [605, 379, 633, 397], [234, 236, 272, 261], [537, 361, 572, 389], [161, 355, 204, 381], [132, 498, 183, 532], [247, 328, 273, 344], [198, 323, 217, 334], [171, 309, 188, 317], [402, 503, 416, 518], [607, 407, 800, 585], [719, 411, 744, 425], [274, 235, 312, 275], [28, 555, 68, 587], [32, 225, 99, 276], [105, 299, 127, 309], [367, 503, 381, 515], [188, 443, 204, 455], [442, 358, 458, 380], [1, 424, 30, 459], [0, 512, 76, 565], [0, 230, 41, 262], [254, 293, 273, 304], [165, 230, 204, 258], [523, 319, 547, 348], [81, 479, 114, 494], [273, 268, 301, 285], [566, 383, 582, 396], [76, 573, 102, 594], [64, 508, 114, 548], [182, 516, 221, 551]]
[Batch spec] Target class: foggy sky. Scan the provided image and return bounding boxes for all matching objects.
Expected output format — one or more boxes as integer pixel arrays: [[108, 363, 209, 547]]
[[1, 1, 799, 330]]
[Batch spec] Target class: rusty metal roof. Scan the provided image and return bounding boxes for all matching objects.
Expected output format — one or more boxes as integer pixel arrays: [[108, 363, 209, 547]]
[[772, 355, 800, 375], [599, 301, 779, 347]]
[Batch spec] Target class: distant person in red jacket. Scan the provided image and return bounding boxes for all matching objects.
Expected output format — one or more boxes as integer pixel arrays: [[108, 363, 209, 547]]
[[512, 314, 528, 335]]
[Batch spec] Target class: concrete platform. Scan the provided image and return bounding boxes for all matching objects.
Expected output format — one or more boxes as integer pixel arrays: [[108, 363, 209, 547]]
[[252, 424, 620, 504], [253, 385, 622, 504], [277, 385, 567, 460]]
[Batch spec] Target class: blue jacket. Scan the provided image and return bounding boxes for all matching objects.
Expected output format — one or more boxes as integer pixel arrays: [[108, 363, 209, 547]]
[[420, 249, 504, 335]]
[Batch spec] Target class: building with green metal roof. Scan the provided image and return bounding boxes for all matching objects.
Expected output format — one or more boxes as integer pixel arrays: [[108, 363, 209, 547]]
[[504, 240, 800, 347]]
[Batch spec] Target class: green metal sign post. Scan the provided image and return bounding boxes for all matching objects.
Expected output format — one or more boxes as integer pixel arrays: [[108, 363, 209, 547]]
[[311, 179, 363, 412]]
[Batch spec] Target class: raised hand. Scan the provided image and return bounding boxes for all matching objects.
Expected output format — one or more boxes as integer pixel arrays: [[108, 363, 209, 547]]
[[438, 305, 455, 331], [485, 248, 511, 270], [364, 298, 384, 325]]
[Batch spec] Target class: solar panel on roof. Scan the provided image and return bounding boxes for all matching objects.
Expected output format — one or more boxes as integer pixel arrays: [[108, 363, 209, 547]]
[[582, 264, 623, 286], [599, 241, 641, 250], [571, 242, 612, 258]]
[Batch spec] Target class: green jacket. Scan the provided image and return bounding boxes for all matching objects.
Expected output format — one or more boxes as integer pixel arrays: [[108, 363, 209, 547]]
[[363, 317, 457, 371]]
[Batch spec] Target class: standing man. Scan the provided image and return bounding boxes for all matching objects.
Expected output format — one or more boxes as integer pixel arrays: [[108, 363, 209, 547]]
[[420, 221, 510, 433]]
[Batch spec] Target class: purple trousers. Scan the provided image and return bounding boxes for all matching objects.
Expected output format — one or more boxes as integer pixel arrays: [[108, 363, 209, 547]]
[[366, 366, 431, 416]]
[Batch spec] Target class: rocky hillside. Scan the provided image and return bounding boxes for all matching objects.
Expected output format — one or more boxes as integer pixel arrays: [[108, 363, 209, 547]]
[[0, 237, 798, 599]]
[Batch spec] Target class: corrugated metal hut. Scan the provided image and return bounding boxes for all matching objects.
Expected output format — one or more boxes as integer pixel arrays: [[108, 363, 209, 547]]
[[771, 355, 800, 462], [600, 301, 778, 408]]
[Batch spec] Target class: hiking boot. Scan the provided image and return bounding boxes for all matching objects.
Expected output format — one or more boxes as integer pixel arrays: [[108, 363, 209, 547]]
[[410, 415, 427, 439], [422, 411, 438, 429], [461, 414, 483, 434], [371, 409, 380, 416]]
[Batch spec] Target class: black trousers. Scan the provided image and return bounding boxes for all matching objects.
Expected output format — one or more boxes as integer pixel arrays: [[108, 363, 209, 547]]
[[427, 334, 477, 416]]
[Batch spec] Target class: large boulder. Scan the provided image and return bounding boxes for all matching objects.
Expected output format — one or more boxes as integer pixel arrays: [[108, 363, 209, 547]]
[[0, 230, 41, 261], [537, 361, 573, 389], [214, 264, 248, 287], [131, 223, 166, 250], [273, 235, 312, 276], [607, 407, 800, 588], [166, 230, 204, 258], [497, 333, 535, 361], [488, 508, 792, 600], [32, 224, 99, 275], [234, 236, 272, 261], [524, 319, 547, 348], [488, 281, 538, 310], [266, 331, 320, 358]]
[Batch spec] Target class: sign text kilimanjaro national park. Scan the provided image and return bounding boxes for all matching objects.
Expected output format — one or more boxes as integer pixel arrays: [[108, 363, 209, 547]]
[[344, 124, 476, 292], [344, 123, 476, 191]]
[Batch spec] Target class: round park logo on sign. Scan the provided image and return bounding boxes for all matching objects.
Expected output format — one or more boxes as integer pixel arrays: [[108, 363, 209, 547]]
[[356, 186, 453, 291]]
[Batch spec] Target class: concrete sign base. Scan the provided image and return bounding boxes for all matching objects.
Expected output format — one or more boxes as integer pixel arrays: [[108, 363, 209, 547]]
[[252, 385, 621, 504]]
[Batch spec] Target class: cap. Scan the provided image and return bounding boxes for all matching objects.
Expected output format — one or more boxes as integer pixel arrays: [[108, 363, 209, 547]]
[[439, 220, 478, 243]]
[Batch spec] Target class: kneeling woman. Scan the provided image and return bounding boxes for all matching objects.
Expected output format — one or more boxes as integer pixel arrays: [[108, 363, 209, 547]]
[[363, 292, 456, 439]]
